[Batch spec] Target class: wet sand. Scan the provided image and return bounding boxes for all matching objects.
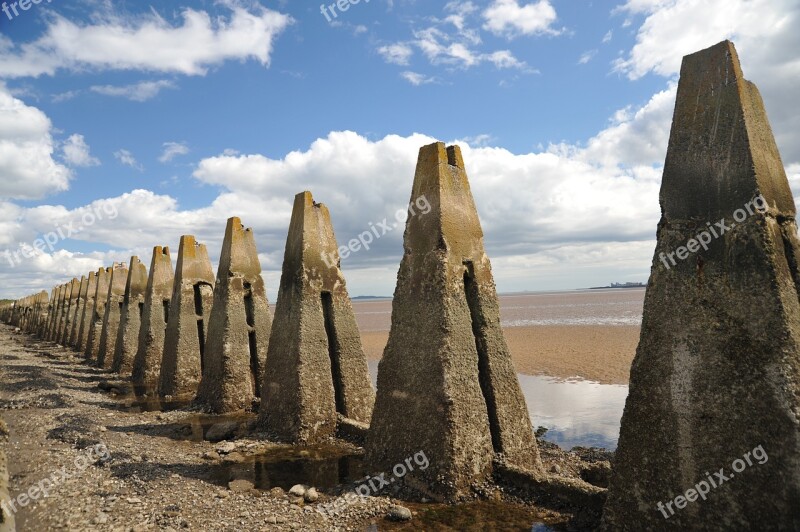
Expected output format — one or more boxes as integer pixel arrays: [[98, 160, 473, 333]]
[[354, 290, 644, 385], [361, 325, 639, 385]]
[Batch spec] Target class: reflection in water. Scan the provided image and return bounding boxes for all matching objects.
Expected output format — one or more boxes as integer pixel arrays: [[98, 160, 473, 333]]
[[367, 362, 627, 451], [518, 373, 628, 450], [213, 446, 365, 490]]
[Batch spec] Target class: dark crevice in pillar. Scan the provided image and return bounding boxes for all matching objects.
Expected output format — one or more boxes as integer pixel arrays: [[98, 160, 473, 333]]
[[463, 261, 502, 455], [244, 282, 259, 397], [322, 291, 345, 415]]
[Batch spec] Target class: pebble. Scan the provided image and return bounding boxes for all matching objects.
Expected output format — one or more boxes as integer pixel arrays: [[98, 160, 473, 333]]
[[386, 505, 413, 522]]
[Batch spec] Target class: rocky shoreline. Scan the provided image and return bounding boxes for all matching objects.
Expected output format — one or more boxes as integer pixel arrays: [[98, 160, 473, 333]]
[[0, 324, 611, 531]]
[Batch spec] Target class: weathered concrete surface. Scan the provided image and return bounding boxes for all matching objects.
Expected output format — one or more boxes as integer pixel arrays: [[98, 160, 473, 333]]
[[0, 416, 14, 532], [260, 191, 374, 443], [76, 272, 98, 353], [159, 236, 215, 397], [603, 41, 800, 530], [49, 283, 66, 342], [196, 218, 271, 413], [112, 257, 148, 376], [68, 277, 88, 348], [365, 142, 541, 500], [59, 278, 80, 346], [44, 285, 62, 341], [97, 263, 128, 370], [132, 247, 175, 390], [86, 268, 111, 361]]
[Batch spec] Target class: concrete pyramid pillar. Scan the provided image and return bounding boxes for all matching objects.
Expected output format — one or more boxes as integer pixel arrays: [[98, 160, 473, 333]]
[[603, 41, 800, 530], [45, 285, 58, 340], [76, 271, 98, 353], [59, 278, 80, 345], [159, 236, 215, 397], [85, 268, 112, 361], [49, 283, 66, 342], [112, 257, 148, 376], [38, 287, 56, 339], [67, 276, 88, 348], [196, 218, 272, 413], [97, 262, 128, 369], [34, 291, 50, 338], [365, 142, 541, 499], [260, 191, 375, 443], [132, 246, 175, 391]]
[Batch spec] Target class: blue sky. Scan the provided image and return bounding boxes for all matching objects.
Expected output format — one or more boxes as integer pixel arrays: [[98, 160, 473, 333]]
[[1, 0, 798, 299]]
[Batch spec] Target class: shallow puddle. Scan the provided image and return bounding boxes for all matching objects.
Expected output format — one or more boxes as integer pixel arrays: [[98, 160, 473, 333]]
[[369, 500, 560, 531], [213, 445, 364, 490], [120, 386, 194, 413], [367, 362, 627, 450]]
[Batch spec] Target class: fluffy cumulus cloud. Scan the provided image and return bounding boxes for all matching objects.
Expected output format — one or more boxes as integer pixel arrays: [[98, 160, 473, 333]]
[[614, 0, 800, 162], [0, 84, 71, 200], [61, 134, 100, 167], [0, 3, 293, 78], [482, 0, 562, 38], [159, 142, 190, 163]]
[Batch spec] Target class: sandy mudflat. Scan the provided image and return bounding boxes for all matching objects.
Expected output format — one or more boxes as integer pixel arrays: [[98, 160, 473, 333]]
[[361, 324, 640, 385]]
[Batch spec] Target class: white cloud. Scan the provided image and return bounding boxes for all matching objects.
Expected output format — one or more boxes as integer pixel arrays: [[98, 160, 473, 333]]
[[0, 4, 293, 78], [378, 4, 530, 72], [159, 141, 190, 163], [482, 0, 562, 38], [377, 43, 414, 65], [578, 49, 598, 64], [62, 134, 100, 167], [113, 149, 143, 171], [0, 84, 71, 200], [603, 30, 613, 43], [613, 0, 800, 163], [90, 80, 175, 101], [401, 71, 437, 85]]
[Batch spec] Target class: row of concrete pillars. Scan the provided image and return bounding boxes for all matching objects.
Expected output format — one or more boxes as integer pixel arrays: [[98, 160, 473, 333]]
[[2, 40, 799, 527]]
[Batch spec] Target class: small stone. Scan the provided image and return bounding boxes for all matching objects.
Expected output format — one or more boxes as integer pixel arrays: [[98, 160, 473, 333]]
[[303, 488, 319, 503], [202, 451, 221, 461], [222, 452, 246, 463], [387, 505, 412, 522], [288, 484, 306, 498], [549, 464, 561, 474], [205, 422, 239, 443], [267, 487, 285, 498], [266, 516, 277, 524], [215, 442, 236, 454]]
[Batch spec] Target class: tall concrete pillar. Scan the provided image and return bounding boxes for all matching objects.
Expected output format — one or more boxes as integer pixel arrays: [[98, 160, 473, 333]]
[[85, 267, 111, 361], [76, 271, 98, 353], [38, 287, 56, 338], [59, 278, 80, 345], [365, 142, 541, 500], [97, 263, 128, 369], [132, 246, 174, 391], [260, 191, 374, 443], [67, 276, 88, 348], [112, 257, 148, 376], [159, 236, 215, 398], [196, 218, 272, 413], [603, 41, 800, 530], [48, 284, 65, 342]]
